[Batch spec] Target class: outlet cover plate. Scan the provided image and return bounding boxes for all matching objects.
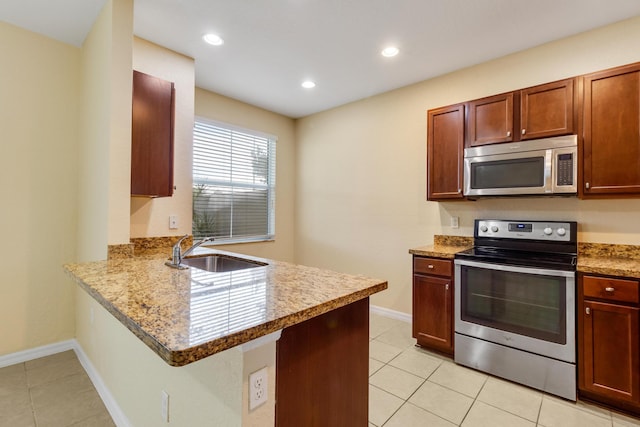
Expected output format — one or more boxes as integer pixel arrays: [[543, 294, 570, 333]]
[[249, 367, 268, 410]]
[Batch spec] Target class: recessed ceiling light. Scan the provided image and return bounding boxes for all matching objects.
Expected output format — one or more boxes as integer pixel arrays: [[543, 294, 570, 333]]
[[301, 81, 316, 89], [203, 33, 224, 46], [381, 46, 399, 57]]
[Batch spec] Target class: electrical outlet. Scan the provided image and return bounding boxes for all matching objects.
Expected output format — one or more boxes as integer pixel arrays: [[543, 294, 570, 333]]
[[161, 390, 170, 422], [249, 367, 268, 410], [169, 215, 178, 229], [451, 216, 460, 229]]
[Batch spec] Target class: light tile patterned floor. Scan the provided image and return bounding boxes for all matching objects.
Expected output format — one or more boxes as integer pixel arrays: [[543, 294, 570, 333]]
[[3, 313, 640, 426], [0, 350, 114, 427], [368, 312, 640, 427]]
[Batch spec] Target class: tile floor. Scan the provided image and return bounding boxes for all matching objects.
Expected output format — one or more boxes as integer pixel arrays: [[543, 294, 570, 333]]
[[0, 350, 114, 427], [368, 312, 640, 427], [2, 313, 640, 427]]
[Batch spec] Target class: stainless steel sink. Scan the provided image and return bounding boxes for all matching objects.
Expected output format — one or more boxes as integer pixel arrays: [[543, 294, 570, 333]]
[[181, 255, 267, 272]]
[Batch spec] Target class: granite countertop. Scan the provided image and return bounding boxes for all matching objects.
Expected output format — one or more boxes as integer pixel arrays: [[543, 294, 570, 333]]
[[409, 235, 474, 259], [64, 249, 387, 367], [578, 243, 640, 279], [409, 236, 640, 279]]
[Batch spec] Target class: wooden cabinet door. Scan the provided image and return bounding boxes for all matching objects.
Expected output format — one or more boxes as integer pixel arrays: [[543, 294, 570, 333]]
[[131, 70, 175, 197], [276, 298, 369, 426], [520, 78, 574, 140], [583, 63, 640, 196], [580, 300, 640, 404], [467, 92, 514, 146], [413, 274, 453, 354], [427, 104, 464, 200]]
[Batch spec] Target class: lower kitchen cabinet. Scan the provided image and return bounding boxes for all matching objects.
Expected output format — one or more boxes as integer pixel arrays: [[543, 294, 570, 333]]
[[578, 274, 640, 413], [412, 256, 454, 355]]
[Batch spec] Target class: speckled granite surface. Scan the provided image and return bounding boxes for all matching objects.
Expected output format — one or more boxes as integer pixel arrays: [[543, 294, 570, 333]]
[[409, 237, 640, 278], [64, 249, 387, 367], [107, 236, 197, 260], [409, 235, 474, 259], [107, 244, 134, 259], [131, 235, 194, 257], [578, 242, 640, 279]]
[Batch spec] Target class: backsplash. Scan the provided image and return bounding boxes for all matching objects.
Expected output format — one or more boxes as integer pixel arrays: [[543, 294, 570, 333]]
[[578, 242, 640, 259], [107, 235, 193, 259], [434, 235, 474, 247]]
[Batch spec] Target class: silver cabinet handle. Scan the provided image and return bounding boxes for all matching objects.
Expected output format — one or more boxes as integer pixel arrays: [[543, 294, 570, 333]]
[[506, 131, 511, 137], [605, 287, 615, 292], [445, 284, 449, 290], [585, 307, 591, 315], [458, 188, 461, 193], [427, 265, 434, 269], [522, 129, 526, 135], [586, 182, 590, 189]]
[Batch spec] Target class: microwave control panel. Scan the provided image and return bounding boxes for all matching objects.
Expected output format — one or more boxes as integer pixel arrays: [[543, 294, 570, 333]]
[[556, 153, 574, 186]]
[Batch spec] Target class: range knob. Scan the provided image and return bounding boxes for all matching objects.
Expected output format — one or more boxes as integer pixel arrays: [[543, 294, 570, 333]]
[[480, 225, 488, 232], [490, 225, 499, 232], [557, 227, 567, 236], [543, 227, 553, 235]]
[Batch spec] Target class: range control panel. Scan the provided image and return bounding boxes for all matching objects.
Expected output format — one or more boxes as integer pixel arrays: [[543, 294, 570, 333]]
[[476, 219, 574, 242]]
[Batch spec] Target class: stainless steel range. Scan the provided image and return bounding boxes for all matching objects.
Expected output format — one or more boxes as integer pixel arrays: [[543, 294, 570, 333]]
[[454, 219, 578, 400]]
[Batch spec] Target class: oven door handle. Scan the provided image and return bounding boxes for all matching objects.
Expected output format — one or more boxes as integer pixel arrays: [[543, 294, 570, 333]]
[[454, 258, 575, 278]]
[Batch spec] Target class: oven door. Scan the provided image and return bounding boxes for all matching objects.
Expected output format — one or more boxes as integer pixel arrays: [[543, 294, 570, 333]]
[[454, 259, 575, 363], [463, 149, 552, 196]]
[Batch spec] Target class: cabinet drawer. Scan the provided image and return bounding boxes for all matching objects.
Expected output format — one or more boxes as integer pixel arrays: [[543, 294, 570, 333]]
[[413, 257, 452, 277], [583, 276, 639, 304]]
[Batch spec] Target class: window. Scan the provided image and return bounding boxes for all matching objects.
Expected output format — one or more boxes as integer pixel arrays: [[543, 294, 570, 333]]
[[192, 118, 276, 243]]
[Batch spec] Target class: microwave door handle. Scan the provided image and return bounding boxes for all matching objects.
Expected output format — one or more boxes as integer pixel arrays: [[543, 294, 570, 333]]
[[545, 150, 553, 193]]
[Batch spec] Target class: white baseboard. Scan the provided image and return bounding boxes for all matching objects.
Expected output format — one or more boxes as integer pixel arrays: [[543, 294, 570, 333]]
[[73, 343, 132, 427], [370, 304, 412, 324], [0, 340, 75, 368], [0, 340, 130, 427]]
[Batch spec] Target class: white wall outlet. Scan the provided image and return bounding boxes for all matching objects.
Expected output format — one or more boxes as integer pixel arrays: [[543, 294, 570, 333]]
[[169, 215, 178, 229], [249, 367, 268, 411], [161, 390, 170, 422], [451, 216, 460, 229]]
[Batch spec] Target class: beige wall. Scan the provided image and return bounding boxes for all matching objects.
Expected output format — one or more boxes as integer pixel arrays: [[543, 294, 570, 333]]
[[0, 22, 79, 354], [75, 287, 243, 426], [130, 38, 195, 239], [78, 0, 132, 262], [296, 15, 640, 315], [194, 89, 297, 263]]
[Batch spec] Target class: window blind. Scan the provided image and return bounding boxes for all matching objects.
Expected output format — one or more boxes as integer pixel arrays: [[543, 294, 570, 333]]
[[192, 118, 276, 243]]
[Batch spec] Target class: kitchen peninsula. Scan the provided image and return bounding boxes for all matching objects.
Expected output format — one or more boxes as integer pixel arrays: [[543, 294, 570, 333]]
[[64, 248, 387, 426]]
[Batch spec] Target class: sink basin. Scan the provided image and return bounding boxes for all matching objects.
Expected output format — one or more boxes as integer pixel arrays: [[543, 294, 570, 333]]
[[181, 255, 267, 272]]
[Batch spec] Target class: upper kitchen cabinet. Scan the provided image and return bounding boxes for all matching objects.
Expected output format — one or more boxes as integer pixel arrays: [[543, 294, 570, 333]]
[[520, 78, 575, 140], [582, 63, 640, 197], [427, 104, 465, 201], [131, 70, 175, 197], [466, 78, 576, 147], [467, 92, 515, 146]]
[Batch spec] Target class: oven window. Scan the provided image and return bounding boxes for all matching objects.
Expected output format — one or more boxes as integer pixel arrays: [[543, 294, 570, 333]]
[[471, 157, 544, 189], [460, 265, 566, 344]]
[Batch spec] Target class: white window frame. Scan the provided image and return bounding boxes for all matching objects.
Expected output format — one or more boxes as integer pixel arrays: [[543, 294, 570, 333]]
[[192, 117, 276, 244]]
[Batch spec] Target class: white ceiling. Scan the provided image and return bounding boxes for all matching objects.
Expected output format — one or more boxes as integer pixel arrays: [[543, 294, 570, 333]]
[[4, 1, 640, 118]]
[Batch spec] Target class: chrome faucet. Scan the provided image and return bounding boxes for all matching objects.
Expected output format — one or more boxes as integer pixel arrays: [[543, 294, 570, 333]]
[[165, 235, 215, 269]]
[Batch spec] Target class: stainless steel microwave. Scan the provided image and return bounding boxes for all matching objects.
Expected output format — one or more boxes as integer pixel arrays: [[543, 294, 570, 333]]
[[463, 135, 577, 197]]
